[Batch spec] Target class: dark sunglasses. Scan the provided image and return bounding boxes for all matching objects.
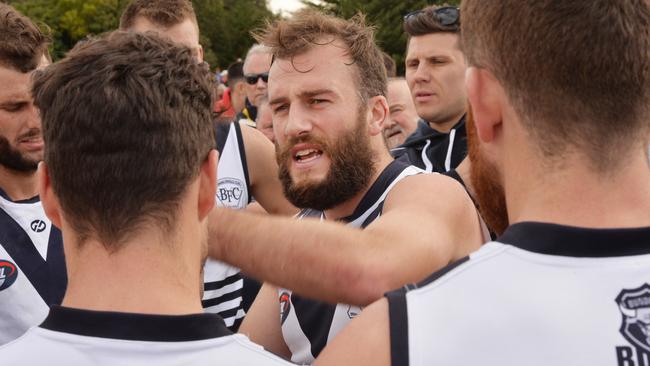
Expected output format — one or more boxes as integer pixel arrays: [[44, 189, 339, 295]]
[[404, 6, 460, 27], [245, 72, 269, 85]]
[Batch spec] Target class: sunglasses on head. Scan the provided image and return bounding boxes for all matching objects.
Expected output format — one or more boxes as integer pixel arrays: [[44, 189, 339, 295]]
[[404, 6, 460, 27], [245, 72, 269, 85]]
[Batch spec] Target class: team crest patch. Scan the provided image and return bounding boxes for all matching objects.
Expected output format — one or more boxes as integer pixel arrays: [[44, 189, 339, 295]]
[[617, 284, 650, 353], [217, 178, 245, 208], [280, 291, 291, 324], [0, 260, 18, 291]]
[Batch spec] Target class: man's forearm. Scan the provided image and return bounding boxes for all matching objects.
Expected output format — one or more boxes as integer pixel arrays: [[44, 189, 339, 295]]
[[208, 207, 389, 305]]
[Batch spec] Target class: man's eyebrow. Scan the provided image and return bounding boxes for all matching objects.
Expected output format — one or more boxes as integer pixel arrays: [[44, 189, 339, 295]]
[[269, 89, 336, 105]]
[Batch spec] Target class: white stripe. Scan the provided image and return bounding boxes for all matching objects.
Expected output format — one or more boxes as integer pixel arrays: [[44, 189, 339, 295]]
[[221, 309, 246, 327], [348, 166, 423, 227], [421, 139, 433, 172], [203, 279, 244, 301], [445, 128, 457, 172], [280, 290, 316, 364], [204, 297, 243, 314]]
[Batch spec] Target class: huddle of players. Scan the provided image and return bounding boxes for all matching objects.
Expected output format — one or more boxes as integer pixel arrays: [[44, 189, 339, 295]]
[[0, 0, 648, 365]]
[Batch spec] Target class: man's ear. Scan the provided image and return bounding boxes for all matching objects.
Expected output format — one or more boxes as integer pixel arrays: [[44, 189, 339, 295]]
[[38, 162, 62, 229], [198, 149, 218, 220], [367, 95, 389, 136], [466, 67, 504, 144]]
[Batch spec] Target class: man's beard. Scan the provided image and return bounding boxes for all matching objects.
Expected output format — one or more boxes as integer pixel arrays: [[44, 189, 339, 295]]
[[0, 134, 39, 172], [276, 112, 375, 211], [466, 110, 509, 236]]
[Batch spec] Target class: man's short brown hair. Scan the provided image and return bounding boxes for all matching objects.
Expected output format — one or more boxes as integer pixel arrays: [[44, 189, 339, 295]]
[[32, 31, 215, 249], [119, 0, 198, 30], [462, 0, 650, 171], [403, 4, 460, 38], [254, 9, 387, 102], [0, 3, 49, 72]]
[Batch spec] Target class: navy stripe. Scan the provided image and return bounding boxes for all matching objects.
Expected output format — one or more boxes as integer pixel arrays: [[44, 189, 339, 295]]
[[415, 256, 469, 289], [361, 202, 384, 228], [230, 317, 243, 332], [339, 160, 411, 223], [214, 121, 230, 154], [233, 121, 252, 205], [201, 288, 243, 308], [0, 207, 66, 305], [0, 188, 40, 204], [292, 294, 337, 359], [386, 290, 409, 366], [215, 306, 243, 320], [498, 222, 650, 257], [203, 272, 241, 291], [41, 306, 232, 342]]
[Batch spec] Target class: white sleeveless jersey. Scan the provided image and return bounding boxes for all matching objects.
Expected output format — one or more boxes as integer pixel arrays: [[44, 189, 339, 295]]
[[279, 161, 423, 364], [0, 306, 292, 366], [0, 191, 66, 345], [387, 222, 650, 366], [202, 121, 252, 330]]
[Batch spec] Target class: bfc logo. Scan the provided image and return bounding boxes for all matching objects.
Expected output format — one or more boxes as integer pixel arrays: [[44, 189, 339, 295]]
[[217, 178, 245, 209], [0, 260, 18, 291]]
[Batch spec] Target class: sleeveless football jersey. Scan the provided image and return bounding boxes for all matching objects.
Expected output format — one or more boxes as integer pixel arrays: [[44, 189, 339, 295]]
[[0, 190, 66, 345], [387, 222, 650, 366], [0, 306, 293, 365], [279, 160, 423, 364], [202, 121, 252, 331]]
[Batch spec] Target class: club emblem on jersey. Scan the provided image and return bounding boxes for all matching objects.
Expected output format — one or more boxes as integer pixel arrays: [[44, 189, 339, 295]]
[[0, 260, 18, 291], [347, 305, 363, 319], [280, 291, 291, 324], [30, 219, 47, 233], [617, 284, 650, 353], [217, 178, 245, 209]]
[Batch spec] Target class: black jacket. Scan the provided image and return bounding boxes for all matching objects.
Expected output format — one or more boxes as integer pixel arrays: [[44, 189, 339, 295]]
[[391, 116, 467, 173]]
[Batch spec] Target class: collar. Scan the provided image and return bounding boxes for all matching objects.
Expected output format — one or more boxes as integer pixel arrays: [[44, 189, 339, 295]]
[[497, 222, 650, 257], [401, 115, 466, 147], [0, 187, 40, 204], [40, 305, 232, 342]]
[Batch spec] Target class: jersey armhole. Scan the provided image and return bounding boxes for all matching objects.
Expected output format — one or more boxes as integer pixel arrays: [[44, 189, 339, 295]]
[[386, 289, 409, 366], [232, 122, 252, 205]]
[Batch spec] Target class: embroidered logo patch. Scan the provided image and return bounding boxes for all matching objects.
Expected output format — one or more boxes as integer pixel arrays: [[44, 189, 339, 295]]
[[216, 178, 245, 209], [0, 260, 18, 291], [30, 219, 47, 233]]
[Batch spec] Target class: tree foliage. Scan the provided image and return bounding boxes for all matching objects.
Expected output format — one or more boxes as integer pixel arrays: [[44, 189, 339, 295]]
[[302, 0, 460, 75], [4, 0, 459, 73], [4, 0, 274, 69]]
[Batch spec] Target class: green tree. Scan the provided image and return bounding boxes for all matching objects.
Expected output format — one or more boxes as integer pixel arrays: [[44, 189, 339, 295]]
[[5, 0, 274, 69], [302, 0, 459, 75]]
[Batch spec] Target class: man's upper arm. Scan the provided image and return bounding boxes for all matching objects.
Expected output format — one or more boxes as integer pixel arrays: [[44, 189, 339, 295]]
[[360, 173, 482, 294], [315, 298, 391, 366], [238, 124, 297, 216]]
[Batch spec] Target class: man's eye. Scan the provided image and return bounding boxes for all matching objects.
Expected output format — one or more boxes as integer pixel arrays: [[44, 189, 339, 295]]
[[273, 104, 288, 113], [310, 99, 327, 105], [3, 103, 27, 112]]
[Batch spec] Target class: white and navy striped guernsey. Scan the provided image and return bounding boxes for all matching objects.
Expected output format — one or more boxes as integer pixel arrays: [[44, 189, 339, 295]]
[[279, 160, 423, 364], [386, 222, 650, 366], [0, 306, 293, 365], [0, 190, 66, 345], [201, 121, 252, 331]]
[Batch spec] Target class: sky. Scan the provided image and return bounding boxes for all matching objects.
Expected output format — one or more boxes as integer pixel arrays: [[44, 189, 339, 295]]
[[268, 0, 307, 15]]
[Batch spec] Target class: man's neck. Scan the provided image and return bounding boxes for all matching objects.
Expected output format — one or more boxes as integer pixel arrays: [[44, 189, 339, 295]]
[[0, 166, 38, 201], [426, 112, 464, 133], [324, 152, 394, 220], [506, 148, 650, 229], [62, 229, 204, 315]]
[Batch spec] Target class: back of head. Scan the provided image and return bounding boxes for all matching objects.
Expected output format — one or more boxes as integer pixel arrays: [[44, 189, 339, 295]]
[[254, 8, 387, 101], [227, 60, 244, 87], [119, 0, 198, 30], [462, 0, 650, 172], [32, 31, 215, 249], [0, 3, 49, 72]]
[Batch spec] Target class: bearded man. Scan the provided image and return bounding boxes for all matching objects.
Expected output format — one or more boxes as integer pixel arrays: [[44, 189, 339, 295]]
[[207, 9, 488, 364], [0, 3, 66, 345]]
